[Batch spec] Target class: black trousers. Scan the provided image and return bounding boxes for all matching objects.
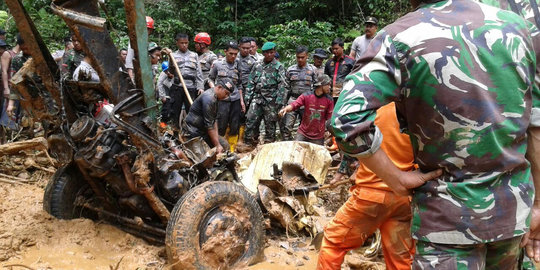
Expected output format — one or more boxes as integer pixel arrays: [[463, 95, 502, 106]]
[[217, 99, 242, 136], [167, 85, 197, 128]]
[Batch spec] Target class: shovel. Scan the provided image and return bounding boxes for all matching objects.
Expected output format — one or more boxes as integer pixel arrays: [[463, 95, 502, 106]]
[[161, 48, 193, 105]]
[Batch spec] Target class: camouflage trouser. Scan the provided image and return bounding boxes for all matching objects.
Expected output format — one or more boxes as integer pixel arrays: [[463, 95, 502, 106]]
[[279, 108, 303, 141], [244, 100, 278, 145], [413, 236, 532, 270]]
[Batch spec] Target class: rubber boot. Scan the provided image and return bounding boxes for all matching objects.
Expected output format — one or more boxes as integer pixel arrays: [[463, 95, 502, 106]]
[[228, 135, 239, 152], [238, 125, 245, 143]]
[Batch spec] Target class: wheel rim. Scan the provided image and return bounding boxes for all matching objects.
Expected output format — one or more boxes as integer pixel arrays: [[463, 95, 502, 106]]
[[198, 204, 251, 266]]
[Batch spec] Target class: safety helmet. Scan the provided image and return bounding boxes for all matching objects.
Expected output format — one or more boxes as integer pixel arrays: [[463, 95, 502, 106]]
[[162, 61, 169, 72], [194, 32, 211, 46], [146, 16, 154, 29], [148, 42, 161, 53]]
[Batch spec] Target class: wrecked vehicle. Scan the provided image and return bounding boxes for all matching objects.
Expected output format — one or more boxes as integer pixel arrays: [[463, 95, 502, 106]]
[[238, 141, 332, 237], [6, 0, 264, 268]]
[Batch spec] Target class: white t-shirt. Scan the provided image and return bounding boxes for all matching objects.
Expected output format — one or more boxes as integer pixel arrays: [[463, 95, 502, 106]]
[[125, 43, 134, 69], [73, 61, 100, 82], [351, 35, 372, 61]]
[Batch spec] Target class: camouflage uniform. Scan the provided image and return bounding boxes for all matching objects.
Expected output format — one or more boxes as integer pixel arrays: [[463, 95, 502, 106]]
[[244, 58, 287, 144], [209, 58, 243, 135], [1, 53, 30, 130], [198, 50, 217, 87], [477, 2, 540, 268], [330, 0, 540, 267], [280, 63, 317, 140], [61, 49, 84, 80], [238, 54, 258, 107]]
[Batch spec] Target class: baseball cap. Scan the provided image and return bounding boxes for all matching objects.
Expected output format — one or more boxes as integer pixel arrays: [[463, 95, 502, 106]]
[[216, 77, 234, 93], [314, 74, 331, 87], [365, 16, 378, 25], [313, 48, 328, 59], [0, 29, 6, 35], [0, 39, 7, 47]]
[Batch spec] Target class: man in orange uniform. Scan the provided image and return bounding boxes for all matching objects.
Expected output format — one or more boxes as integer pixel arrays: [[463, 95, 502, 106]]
[[317, 102, 415, 270]]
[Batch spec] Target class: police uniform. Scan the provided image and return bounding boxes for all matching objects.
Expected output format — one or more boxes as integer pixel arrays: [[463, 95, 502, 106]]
[[198, 50, 217, 87], [279, 63, 317, 140], [169, 49, 204, 126]]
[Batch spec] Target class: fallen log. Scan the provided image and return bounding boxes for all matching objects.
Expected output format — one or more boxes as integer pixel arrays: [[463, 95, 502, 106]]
[[0, 137, 48, 156]]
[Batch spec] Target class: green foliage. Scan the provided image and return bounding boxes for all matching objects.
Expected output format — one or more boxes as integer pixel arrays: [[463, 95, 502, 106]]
[[265, 20, 335, 66], [0, 0, 412, 65]]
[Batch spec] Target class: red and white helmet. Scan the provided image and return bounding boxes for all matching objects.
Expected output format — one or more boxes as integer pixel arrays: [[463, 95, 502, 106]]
[[146, 16, 154, 29], [194, 32, 211, 46]]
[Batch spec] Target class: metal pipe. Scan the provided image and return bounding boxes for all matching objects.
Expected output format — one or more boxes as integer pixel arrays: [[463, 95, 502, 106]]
[[50, 4, 106, 30]]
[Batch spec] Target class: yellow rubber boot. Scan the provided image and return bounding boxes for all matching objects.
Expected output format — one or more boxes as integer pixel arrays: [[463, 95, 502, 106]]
[[238, 125, 245, 143], [228, 135, 239, 152]]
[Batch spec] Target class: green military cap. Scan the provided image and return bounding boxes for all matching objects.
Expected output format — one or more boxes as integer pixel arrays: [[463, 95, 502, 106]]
[[261, 42, 276, 51]]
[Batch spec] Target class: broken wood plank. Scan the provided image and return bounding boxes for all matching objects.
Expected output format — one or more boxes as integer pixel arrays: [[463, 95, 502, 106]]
[[0, 137, 48, 156]]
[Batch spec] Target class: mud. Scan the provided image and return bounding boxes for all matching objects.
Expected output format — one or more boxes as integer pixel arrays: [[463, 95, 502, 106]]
[[200, 202, 252, 269], [0, 144, 389, 270], [0, 181, 166, 269]]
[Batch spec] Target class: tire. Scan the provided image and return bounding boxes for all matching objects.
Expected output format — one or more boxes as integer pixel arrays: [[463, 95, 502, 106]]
[[166, 181, 265, 270], [43, 164, 93, 219]]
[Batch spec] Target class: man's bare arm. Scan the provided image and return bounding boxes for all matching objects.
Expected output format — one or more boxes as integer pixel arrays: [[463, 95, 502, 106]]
[[523, 127, 540, 262], [1, 52, 11, 96], [207, 122, 223, 153]]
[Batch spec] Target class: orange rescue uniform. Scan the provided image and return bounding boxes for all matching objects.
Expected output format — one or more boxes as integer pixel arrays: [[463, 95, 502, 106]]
[[317, 102, 416, 270]]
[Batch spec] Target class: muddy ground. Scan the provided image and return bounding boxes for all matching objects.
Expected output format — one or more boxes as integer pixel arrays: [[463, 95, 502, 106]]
[[0, 149, 385, 270]]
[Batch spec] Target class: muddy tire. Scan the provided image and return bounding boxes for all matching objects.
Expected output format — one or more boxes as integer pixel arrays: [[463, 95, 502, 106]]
[[166, 181, 265, 269], [43, 164, 92, 219]]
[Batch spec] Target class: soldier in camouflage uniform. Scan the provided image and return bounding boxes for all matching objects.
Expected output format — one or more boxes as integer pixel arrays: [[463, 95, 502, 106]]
[[477, 1, 540, 268], [170, 33, 204, 126], [239, 42, 286, 148], [329, 0, 540, 268], [208, 41, 243, 151], [236, 37, 258, 143], [280, 46, 317, 141], [61, 33, 84, 80], [194, 32, 217, 89], [3, 47, 30, 129]]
